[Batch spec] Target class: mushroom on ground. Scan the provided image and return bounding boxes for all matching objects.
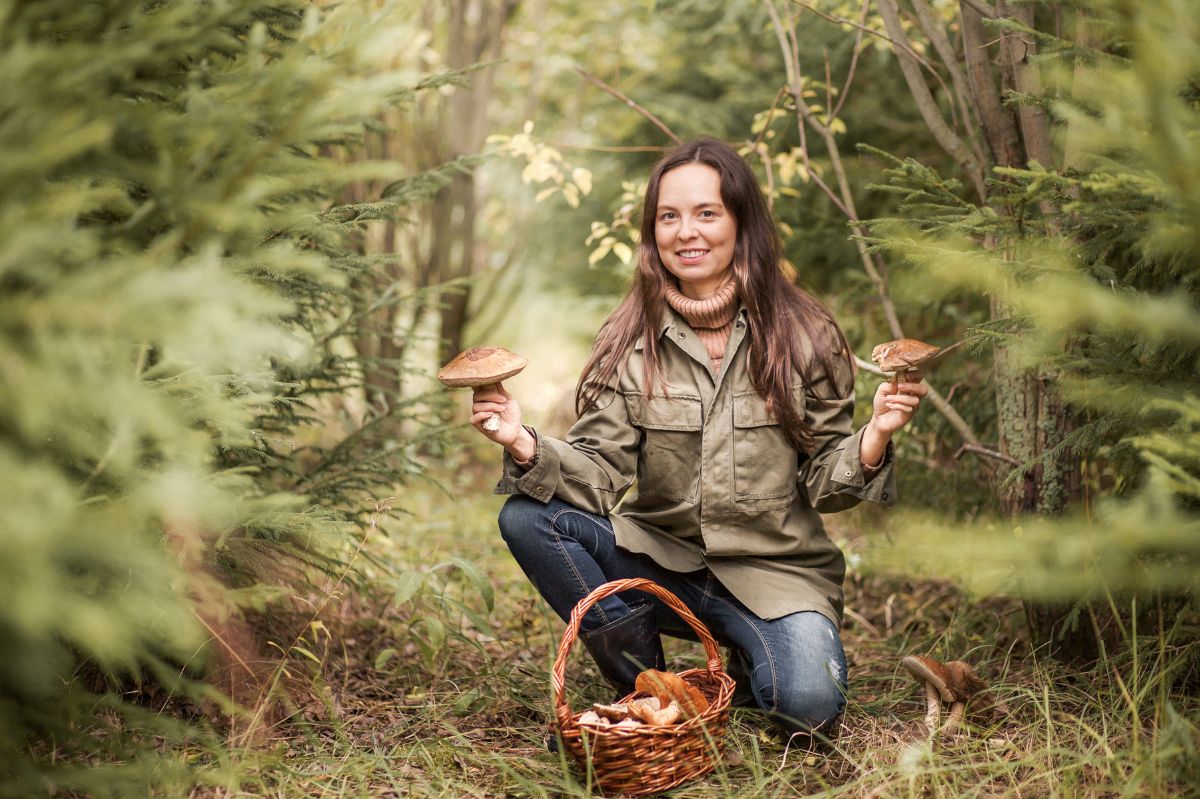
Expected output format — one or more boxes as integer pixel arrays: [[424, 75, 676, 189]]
[[901, 655, 988, 736], [437, 346, 528, 431], [902, 655, 955, 733], [941, 660, 987, 735], [870, 338, 964, 387]]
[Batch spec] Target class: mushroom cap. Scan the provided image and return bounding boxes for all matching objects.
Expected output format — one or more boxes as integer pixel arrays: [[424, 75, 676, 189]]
[[871, 338, 943, 372], [635, 669, 709, 719], [901, 654, 957, 702], [437, 346, 527, 388], [944, 660, 987, 700]]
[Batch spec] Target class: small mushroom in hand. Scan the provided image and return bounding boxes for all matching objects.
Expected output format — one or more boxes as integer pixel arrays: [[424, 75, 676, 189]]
[[871, 338, 964, 387], [437, 346, 527, 431], [902, 655, 988, 736]]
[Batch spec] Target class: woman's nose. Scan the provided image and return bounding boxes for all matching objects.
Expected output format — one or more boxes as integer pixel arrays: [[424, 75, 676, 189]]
[[678, 218, 698, 239]]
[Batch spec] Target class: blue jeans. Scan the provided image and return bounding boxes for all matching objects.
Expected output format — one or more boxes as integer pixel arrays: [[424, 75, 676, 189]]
[[498, 495, 847, 735]]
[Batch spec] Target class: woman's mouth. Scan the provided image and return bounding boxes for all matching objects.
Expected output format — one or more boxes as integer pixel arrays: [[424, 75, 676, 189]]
[[676, 249, 709, 265]]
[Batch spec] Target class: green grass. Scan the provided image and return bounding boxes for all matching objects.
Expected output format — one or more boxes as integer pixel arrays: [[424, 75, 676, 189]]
[[29, 437, 1199, 798]]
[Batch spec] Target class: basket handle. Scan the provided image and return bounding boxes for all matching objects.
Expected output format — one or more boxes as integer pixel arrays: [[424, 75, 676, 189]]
[[551, 578, 725, 727]]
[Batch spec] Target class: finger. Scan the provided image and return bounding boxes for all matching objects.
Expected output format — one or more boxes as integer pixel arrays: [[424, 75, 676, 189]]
[[469, 411, 502, 427], [473, 389, 506, 403], [888, 395, 921, 410], [896, 381, 929, 396], [472, 401, 508, 415]]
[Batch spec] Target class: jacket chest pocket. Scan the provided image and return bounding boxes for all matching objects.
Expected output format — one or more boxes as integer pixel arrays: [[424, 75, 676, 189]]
[[626, 393, 703, 503], [732, 389, 801, 509]]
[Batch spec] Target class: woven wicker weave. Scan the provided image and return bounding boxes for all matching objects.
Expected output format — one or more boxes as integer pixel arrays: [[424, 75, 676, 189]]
[[551, 578, 736, 796]]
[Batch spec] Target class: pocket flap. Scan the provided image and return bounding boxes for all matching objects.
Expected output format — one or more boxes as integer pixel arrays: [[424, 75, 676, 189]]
[[627, 394, 703, 431], [733, 387, 805, 428]]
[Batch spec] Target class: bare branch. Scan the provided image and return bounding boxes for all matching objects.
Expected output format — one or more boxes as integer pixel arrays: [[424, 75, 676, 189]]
[[752, 87, 789, 151], [829, 0, 869, 121], [960, 0, 1022, 169], [791, 0, 934, 72], [876, 0, 986, 199], [855, 357, 982, 446], [955, 443, 1021, 467], [764, 0, 980, 448], [961, 0, 996, 20], [549, 142, 667, 153], [911, 0, 987, 169], [575, 67, 682, 145], [996, 1, 1054, 169]]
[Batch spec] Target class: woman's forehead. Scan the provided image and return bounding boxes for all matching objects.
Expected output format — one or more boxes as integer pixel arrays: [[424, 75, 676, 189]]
[[657, 163, 723, 208]]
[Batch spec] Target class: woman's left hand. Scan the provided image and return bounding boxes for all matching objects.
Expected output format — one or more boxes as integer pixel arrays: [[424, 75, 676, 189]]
[[869, 373, 928, 437]]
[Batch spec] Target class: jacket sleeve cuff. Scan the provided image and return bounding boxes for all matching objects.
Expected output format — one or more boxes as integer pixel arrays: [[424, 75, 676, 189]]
[[829, 425, 897, 507], [493, 427, 561, 503]]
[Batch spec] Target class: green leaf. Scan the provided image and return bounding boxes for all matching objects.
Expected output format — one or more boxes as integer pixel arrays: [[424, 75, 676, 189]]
[[392, 571, 426, 606], [374, 647, 398, 671]]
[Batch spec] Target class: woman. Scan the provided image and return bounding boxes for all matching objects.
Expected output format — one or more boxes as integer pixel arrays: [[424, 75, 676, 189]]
[[471, 137, 926, 737]]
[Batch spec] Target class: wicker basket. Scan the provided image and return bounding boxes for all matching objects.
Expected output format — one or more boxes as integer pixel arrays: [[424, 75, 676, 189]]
[[551, 578, 736, 796]]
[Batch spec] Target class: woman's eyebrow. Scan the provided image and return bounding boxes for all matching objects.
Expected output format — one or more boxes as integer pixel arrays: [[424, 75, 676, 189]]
[[656, 201, 724, 212]]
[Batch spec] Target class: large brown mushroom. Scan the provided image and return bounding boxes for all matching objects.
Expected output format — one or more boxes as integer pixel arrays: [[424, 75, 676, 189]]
[[870, 338, 964, 386], [437, 346, 527, 431], [901, 655, 987, 736]]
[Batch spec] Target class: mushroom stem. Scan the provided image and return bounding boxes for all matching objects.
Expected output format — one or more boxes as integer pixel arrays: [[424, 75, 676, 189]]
[[943, 700, 967, 735], [479, 381, 503, 431], [923, 681, 942, 733]]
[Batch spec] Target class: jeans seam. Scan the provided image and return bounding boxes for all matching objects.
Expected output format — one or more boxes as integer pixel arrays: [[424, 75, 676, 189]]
[[550, 507, 611, 626], [698, 583, 779, 712]]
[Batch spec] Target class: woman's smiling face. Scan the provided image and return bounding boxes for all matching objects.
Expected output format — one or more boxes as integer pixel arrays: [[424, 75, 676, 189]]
[[654, 162, 737, 300]]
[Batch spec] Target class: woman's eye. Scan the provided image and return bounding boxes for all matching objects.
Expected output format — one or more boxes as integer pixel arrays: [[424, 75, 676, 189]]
[[700, 210, 715, 218], [659, 212, 676, 221]]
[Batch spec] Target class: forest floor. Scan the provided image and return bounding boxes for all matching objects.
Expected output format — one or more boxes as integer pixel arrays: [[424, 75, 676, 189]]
[[184, 449, 1194, 798]]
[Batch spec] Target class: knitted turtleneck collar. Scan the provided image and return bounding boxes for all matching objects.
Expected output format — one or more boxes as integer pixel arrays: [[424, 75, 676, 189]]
[[663, 275, 739, 374], [663, 274, 739, 330]]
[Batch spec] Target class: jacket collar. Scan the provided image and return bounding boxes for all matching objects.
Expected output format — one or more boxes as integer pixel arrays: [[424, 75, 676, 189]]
[[633, 304, 748, 351]]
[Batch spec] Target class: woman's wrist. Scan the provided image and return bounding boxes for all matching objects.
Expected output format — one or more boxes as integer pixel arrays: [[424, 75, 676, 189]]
[[860, 419, 890, 469], [508, 425, 538, 465]]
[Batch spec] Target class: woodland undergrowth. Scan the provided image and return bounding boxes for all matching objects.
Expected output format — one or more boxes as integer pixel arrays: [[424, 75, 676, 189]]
[[152, 432, 1199, 799]]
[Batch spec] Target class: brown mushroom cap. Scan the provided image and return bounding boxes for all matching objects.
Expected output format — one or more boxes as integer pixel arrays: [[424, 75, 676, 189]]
[[944, 660, 987, 700], [437, 346, 527, 388], [901, 655, 957, 702], [871, 338, 942, 373], [635, 669, 709, 719]]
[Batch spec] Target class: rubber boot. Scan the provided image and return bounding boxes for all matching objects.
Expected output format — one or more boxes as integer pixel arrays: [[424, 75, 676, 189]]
[[579, 602, 666, 697]]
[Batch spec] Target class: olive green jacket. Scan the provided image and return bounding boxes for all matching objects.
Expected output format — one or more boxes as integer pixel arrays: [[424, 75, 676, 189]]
[[494, 304, 896, 625]]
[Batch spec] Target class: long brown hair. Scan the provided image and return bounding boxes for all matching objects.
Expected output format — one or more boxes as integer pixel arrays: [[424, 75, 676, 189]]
[[575, 137, 852, 453]]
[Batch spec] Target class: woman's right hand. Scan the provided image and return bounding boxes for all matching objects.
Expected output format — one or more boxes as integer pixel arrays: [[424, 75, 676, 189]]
[[470, 386, 532, 455]]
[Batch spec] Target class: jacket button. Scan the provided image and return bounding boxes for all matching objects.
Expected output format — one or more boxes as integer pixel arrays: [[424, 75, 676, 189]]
[[882, 492, 889, 500], [845, 470, 853, 477], [678, 331, 686, 339], [535, 486, 545, 496]]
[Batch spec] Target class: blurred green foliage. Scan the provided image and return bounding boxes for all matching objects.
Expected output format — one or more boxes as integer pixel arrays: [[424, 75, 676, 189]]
[[0, 0, 458, 793], [865, 0, 1200, 596]]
